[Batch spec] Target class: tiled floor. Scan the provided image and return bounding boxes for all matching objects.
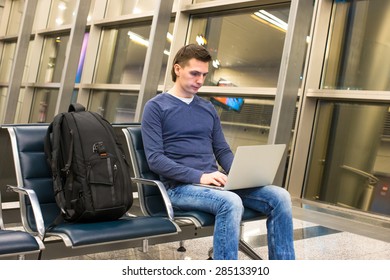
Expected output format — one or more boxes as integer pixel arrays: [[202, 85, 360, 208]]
[[64, 217, 390, 260], [3, 196, 388, 260]]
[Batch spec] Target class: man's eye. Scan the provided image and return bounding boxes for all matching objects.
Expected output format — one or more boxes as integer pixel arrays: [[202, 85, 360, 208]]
[[190, 71, 207, 77]]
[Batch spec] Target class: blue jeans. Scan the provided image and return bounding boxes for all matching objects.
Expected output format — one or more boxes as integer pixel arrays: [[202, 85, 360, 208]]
[[167, 185, 295, 260]]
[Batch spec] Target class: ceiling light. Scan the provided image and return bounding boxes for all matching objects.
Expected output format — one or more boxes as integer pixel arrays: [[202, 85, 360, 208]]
[[253, 10, 288, 32], [55, 18, 64, 25], [259, 10, 288, 29], [127, 31, 149, 47], [58, 2, 67, 10], [127, 31, 171, 55], [196, 35, 207, 46], [166, 32, 173, 42], [212, 59, 220, 69], [133, 8, 141, 14]]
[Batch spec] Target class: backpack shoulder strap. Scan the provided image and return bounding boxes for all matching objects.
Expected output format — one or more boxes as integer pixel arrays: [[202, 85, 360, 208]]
[[44, 114, 68, 207], [44, 114, 62, 174]]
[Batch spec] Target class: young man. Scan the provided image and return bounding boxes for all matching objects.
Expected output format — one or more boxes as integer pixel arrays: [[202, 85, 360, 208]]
[[141, 44, 295, 260]]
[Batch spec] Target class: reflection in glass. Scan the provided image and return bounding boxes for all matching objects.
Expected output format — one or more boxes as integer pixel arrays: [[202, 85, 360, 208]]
[[47, 0, 77, 27], [29, 88, 59, 123], [322, 0, 390, 91], [304, 101, 390, 216], [201, 96, 295, 152], [22, 40, 33, 83], [0, 42, 16, 83], [88, 90, 138, 123], [94, 23, 173, 84], [188, 5, 289, 87], [194, 0, 217, 3], [105, 0, 158, 17], [75, 33, 89, 83], [47, 0, 95, 28], [6, 0, 25, 35], [210, 96, 244, 112], [14, 88, 25, 123], [37, 34, 70, 83], [0, 40, 32, 83]]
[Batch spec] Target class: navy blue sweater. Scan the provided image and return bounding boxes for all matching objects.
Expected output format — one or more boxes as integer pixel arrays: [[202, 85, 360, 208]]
[[141, 93, 234, 188]]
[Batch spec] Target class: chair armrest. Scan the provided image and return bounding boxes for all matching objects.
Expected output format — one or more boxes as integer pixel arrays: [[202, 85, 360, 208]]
[[7, 185, 45, 240], [131, 177, 175, 221]]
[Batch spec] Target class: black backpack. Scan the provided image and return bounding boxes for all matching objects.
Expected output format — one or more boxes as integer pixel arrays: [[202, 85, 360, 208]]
[[44, 103, 133, 223]]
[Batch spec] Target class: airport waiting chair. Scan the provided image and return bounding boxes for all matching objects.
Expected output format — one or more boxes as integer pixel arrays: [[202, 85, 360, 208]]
[[0, 191, 44, 259], [123, 124, 265, 260], [5, 125, 179, 259]]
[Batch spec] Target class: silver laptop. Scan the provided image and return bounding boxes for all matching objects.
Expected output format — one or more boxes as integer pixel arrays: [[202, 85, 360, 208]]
[[199, 144, 286, 191]]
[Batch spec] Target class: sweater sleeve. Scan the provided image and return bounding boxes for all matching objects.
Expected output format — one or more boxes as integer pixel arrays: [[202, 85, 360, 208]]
[[211, 109, 234, 173], [141, 100, 204, 184]]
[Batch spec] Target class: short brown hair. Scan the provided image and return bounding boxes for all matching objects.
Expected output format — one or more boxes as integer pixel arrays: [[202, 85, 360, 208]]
[[171, 44, 212, 82]]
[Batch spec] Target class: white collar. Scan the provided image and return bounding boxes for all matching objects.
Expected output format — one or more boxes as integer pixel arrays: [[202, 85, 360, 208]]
[[168, 92, 194, 104]]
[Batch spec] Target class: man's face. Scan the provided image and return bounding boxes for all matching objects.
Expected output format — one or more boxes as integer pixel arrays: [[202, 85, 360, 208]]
[[174, 58, 209, 97]]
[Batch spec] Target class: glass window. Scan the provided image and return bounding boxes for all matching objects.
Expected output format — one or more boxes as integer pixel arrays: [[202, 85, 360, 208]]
[[194, 0, 217, 3], [94, 22, 173, 84], [47, 0, 95, 28], [304, 101, 390, 216], [105, 0, 159, 17], [0, 40, 32, 83], [29, 88, 59, 123], [88, 90, 138, 123], [37, 34, 70, 83], [188, 5, 290, 87], [322, 0, 390, 91], [13, 87, 25, 123], [6, 0, 25, 35], [212, 97, 274, 149], [0, 41, 16, 83], [48, 0, 77, 27], [22, 40, 33, 83], [0, 4, 4, 25], [75, 33, 90, 83], [200, 95, 296, 151], [0, 87, 7, 119]]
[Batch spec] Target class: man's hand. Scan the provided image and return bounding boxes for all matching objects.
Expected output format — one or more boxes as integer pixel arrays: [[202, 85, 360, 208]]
[[200, 171, 228, 186]]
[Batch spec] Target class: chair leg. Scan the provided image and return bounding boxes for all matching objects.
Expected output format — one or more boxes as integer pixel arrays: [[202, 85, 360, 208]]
[[239, 239, 262, 260], [207, 247, 213, 260], [142, 239, 149, 253], [207, 243, 261, 260], [177, 240, 186, 252], [238, 222, 263, 259]]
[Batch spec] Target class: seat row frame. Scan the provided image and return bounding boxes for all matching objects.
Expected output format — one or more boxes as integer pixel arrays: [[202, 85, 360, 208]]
[[0, 124, 264, 260]]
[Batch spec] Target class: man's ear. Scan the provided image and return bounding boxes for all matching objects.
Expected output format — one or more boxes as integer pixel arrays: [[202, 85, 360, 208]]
[[174, 64, 181, 77]]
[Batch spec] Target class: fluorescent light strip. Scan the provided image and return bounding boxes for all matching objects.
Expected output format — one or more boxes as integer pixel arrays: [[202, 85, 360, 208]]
[[259, 10, 288, 29], [167, 32, 173, 42], [127, 31, 150, 47], [254, 12, 287, 31], [253, 11, 288, 32], [127, 31, 171, 55]]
